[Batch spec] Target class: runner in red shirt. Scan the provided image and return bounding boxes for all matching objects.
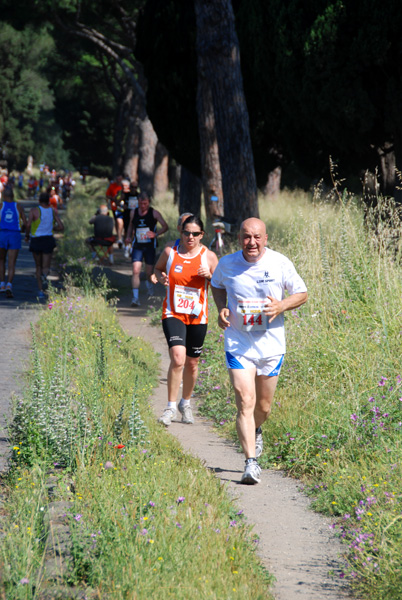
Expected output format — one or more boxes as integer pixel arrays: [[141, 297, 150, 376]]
[[106, 175, 123, 246]]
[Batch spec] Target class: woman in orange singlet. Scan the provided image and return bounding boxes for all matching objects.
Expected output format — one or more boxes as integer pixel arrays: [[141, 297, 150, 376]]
[[154, 216, 218, 427]]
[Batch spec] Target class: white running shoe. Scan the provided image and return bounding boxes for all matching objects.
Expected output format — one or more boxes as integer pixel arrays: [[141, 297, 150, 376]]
[[255, 427, 263, 458], [178, 400, 194, 424], [158, 407, 177, 426], [241, 460, 261, 485]]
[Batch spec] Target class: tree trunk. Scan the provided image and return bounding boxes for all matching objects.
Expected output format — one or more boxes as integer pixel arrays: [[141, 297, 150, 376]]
[[263, 166, 282, 199], [123, 93, 140, 183], [179, 166, 202, 215], [154, 142, 169, 196], [196, 45, 223, 219], [194, 0, 258, 228], [112, 97, 127, 177], [172, 164, 181, 205], [377, 141, 396, 198], [138, 114, 158, 196]]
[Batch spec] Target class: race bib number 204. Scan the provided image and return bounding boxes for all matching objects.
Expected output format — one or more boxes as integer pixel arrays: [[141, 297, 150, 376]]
[[174, 285, 200, 315], [237, 298, 268, 331]]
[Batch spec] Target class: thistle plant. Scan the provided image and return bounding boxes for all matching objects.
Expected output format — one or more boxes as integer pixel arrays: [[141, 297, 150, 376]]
[[10, 337, 98, 469], [113, 402, 125, 444], [128, 387, 149, 448], [96, 330, 107, 383]]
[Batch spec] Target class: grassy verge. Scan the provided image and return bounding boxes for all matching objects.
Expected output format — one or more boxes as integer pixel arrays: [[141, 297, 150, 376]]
[[0, 291, 272, 596], [195, 188, 402, 599]]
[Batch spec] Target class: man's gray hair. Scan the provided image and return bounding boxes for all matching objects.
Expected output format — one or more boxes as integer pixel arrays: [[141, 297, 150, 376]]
[[99, 204, 109, 215]]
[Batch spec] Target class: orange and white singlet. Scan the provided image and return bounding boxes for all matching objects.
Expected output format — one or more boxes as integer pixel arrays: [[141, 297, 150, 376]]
[[162, 245, 209, 325]]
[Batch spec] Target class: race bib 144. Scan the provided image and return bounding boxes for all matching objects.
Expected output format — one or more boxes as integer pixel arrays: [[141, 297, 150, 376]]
[[237, 298, 268, 331]]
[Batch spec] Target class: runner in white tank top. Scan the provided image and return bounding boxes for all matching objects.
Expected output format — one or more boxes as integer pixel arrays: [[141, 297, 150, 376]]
[[25, 192, 64, 299]]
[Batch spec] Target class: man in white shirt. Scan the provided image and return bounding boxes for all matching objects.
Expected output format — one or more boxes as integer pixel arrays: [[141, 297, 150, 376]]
[[211, 218, 307, 484]]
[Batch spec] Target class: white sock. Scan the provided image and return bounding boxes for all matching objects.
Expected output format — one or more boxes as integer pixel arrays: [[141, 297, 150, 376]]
[[168, 402, 177, 410], [132, 288, 139, 300], [180, 398, 190, 407]]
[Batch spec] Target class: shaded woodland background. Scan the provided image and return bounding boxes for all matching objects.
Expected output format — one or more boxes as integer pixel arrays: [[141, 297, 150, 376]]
[[1, 0, 402, 218]]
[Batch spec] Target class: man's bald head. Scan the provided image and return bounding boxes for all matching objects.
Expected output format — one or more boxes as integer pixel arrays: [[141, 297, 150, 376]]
[[99, 204, 109, 215], [239, 218, 268, 263], [240, 218, 267, 237]]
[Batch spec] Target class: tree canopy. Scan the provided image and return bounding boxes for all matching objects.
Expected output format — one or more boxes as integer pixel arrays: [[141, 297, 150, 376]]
[[137, 0, 402, 190], [2, 0, 402, 192], [0, 23, 69, 169]]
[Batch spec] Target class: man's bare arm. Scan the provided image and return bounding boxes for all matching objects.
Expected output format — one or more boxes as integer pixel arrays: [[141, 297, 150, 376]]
[[211, 286, 230, 330], [263, 292, 308, 323]]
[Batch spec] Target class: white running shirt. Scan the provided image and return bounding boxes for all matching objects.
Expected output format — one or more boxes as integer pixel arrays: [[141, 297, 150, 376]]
[[211, 248, 307, 359]]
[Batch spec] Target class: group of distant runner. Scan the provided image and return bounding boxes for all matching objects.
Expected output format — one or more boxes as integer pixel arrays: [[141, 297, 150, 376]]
[[0, 169, 64, 299], [103, 175, 168, 303]]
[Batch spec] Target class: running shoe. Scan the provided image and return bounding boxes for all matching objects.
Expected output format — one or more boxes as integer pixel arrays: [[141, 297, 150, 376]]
[[0, 283, 6, 293], [255, 427, 263, 458], [131, 298, 141, 307], [37, 290, 46, 300], [118, 239, 123, 249], [124, 247, 130, 259], [178, 400, 194, 424], [5, 284, 13, 298], [241, 459, 261, 485], [158, 407, 177, 426]]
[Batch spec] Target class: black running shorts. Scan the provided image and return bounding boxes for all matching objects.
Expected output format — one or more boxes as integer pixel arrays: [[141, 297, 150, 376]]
[[162, 317, 207, 358], [29, 235, 56, 254]]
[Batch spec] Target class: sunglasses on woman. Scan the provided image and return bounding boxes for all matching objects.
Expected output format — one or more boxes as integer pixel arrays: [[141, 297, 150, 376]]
[[182, 230, 203, 237]]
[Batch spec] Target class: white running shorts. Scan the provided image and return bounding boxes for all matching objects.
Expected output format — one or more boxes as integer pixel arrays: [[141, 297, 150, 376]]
[[225, 352, 284, 377]]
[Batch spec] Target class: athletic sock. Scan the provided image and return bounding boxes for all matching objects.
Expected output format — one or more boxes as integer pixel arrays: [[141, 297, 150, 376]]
[[180, 398, 191, 407], [132, 288, 139, 300], [168, 402, 177, 410], [146, 281, 154, 294], [246, 457, 257, 465], [256, 427, 262, 434]]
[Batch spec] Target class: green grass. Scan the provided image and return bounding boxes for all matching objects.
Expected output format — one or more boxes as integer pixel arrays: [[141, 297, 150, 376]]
[[196, 188, 402, 599]]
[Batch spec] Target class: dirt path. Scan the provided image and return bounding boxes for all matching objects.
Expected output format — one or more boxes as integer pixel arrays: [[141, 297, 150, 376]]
[[112, 263, 353, 600], [0, 234, 41, 473]]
